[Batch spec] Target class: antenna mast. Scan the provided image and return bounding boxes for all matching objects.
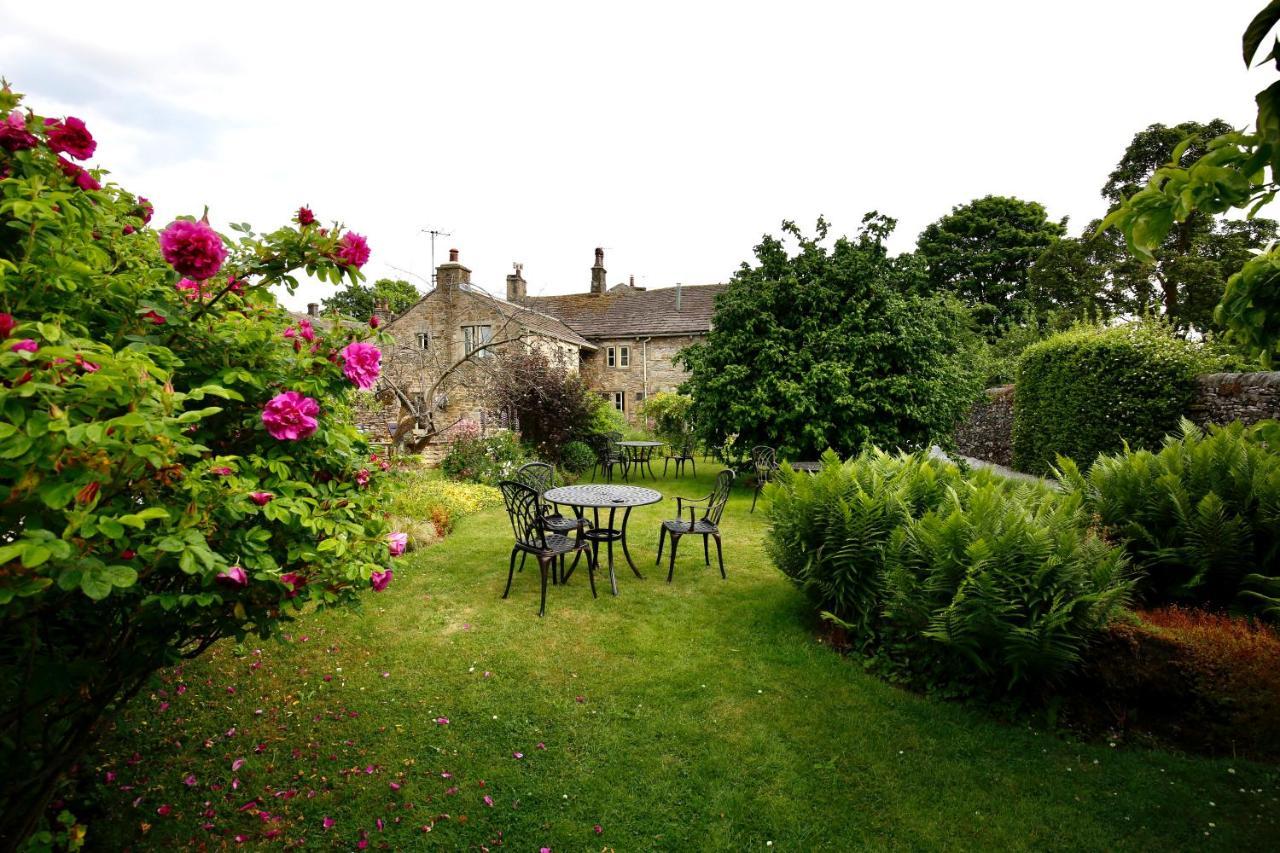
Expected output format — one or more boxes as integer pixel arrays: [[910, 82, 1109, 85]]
[[422, 228, 453, 288]]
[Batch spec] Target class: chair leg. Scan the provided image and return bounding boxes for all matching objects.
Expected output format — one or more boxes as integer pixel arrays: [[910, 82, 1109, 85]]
[[703, 534, 710, 566], [663, 458, 670, 478], [503, 547, 517, 599], [656, 525, 666, 565], [518, 551, 527, 573], [538, 557, 549, 617], [714, 534, 725, 579], [690, 457, 696, 477], [585, 546, 598, 598], [667, 533, 680, 582], [751, 484, 760, 513]]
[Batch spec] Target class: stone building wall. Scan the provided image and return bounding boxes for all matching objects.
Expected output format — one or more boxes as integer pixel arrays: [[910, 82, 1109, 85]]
[[578, 334, 700, 422], [953, 385, 1015, 467], [954, 371, 1280, 467]]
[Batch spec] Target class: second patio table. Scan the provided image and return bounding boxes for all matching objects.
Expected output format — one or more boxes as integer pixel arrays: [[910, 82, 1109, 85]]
[[543, 484, 662, 596], [618, 440, 665, 480]]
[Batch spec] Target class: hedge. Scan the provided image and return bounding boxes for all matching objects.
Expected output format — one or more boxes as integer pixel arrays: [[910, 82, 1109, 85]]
[[1012, 322, 1217, 475]]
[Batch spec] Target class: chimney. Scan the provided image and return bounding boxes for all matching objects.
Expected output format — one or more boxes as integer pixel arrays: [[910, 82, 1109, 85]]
[[506, 262, 527, 302], [436, 247, 471, 292], [590, 247, 607, 295], [306, 302, 319, 317], [675, 282, 682, 312], [372, 297, 390, 326]]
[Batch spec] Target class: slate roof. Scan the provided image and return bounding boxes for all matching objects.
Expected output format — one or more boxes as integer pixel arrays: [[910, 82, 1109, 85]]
[[384, 286, 596, 350], [526, 283, 728, 339]]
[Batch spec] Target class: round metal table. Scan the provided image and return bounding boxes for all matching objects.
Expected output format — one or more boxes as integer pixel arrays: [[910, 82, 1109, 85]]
[[618, 440, 665, 480], [544, 484, 662, 595], [788, 460, 822, 474]]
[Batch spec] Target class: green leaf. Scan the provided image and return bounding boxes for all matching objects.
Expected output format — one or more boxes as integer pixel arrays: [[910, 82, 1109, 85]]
[[102, 564, 138, 588], [80, 571, 113, 600], [1244, 0, 1280, 66], [21, 545, 51, 568]]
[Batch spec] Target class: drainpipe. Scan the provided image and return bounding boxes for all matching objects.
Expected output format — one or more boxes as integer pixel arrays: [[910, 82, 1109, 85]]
[[639, 336, 652, 427]]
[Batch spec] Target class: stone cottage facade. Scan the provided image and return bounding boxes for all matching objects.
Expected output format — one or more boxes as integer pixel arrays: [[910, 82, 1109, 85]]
[[378, 247, 725, 442]]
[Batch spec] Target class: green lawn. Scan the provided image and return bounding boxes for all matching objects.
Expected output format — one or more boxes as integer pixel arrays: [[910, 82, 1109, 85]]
[[88, 465, 1279, 850]]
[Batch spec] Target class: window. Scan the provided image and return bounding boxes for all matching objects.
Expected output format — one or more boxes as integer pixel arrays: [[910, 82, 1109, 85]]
[[415, 331, 430, 350], [612, 391, 625, 412], [635, 391, 646, 403], [607, 346, 630, 368], [462, 324, 493, 357]]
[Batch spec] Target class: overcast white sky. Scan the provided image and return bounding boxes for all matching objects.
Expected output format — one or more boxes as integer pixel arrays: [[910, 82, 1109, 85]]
[[0, 1, 1269, 309]]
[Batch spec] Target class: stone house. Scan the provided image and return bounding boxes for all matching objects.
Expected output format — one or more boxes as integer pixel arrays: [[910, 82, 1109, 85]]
[[377, 247, 725, 443]]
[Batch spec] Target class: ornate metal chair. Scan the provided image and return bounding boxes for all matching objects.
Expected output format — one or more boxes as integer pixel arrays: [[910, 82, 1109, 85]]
[[655, 469, 735, 582], [591, 432, 627, 482], [749, 445, 778, 513], [662, 435, 697, 478], [514, 461, 591, 580], [498, 481, 596, 616]]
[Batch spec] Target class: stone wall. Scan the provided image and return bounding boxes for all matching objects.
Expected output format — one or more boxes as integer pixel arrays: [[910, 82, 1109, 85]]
[[579, 334, 700, 422], [954, 371, 1280, 467], [954, 385, 1014, 467], [1188, 372, 1280, 427]]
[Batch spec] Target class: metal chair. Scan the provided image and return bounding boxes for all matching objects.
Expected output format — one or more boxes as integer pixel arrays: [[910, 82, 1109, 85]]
[[591, 432, 627, 482], [655, 469, 735, 582], [498, 481, 596, 616], [662, 435, 697, 478], [514, 461, 591, 580], [749, 445, 777, 513]]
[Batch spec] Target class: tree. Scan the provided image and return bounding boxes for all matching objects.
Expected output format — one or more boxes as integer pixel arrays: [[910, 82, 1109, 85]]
[[321, 277, 420, 319], [0, 85, 402, 846], [1103, 3, 1280, 362], [916, 195, 1066, 334], [679, 216, 984, 459], [484, 349, 605, 461], [1095, 121, 1277, 330]]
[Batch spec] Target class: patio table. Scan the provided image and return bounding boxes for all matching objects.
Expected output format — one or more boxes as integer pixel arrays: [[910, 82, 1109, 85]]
[[618, 440, 664, 480], [788, 460, 822, 474], [544, 484, 662, 595]]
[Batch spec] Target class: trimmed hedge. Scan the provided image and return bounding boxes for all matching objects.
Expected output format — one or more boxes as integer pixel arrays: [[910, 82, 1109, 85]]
[[1012, 322, 1215, 474]]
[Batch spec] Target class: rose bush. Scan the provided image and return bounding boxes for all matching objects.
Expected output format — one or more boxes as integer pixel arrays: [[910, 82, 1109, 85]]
[[0, 84, 404, 847]]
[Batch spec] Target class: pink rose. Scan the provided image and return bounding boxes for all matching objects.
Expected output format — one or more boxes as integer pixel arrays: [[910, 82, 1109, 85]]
[[261, 391, 319, 441], [355, 469, 371, 487], [297, 318, 315, 343], [296, 207, 316, 227], [56, 157, 100, 191], [0, 314, 16, 338], [335, 232, 370, 269], [217, 566, 249, 587], [249, 491, 274, 506], [137, 197, 154, 225], [159, 219, 227, 280], [339, 341, 381, 390], [11, 338, 37, 354], [227, 275, 246, 295], [369, 315, 380, 329], [210, 466, 233, 476], [75, 354, 99, 372], [387, 532, 408, 557], [176, 278, 204, 300], [142, 310, 166, 325], [44, 116, 96, 159], [370, 569, 393, 592], [0, 111, 37, 151], [279, 572, 305, 598]]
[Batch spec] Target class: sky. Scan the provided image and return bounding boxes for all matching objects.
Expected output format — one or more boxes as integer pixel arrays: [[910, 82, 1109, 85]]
[[0, 0, 1270, 309]]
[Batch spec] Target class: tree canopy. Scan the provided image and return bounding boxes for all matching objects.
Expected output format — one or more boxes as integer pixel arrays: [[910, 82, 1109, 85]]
[[916, 195, 1066, 335], [321, 277, 420, 319], [679, 216, 983, 459]]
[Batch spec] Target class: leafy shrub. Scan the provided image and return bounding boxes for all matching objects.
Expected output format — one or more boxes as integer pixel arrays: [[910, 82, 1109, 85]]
[[560, 440, 595, 475], [0, 86, 399, 842], [680, 217, 985, 458], [639, 391, 692, 446], [488, 349, 600, 461], [766, 448, 1131, 694], [1066, 607, 1280, 759], [1012, 320, 1222, 474], [439, 423, 526, 485], [385, 470, 502, 544], [1057, 419, 1280, 617]]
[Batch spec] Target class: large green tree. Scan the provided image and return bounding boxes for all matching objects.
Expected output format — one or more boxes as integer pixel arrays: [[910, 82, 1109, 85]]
[[916, 195, 1066, 334], [321, 277, 419, 319], [1090, 120, 1277, 330], [679, 216, 983, 458]]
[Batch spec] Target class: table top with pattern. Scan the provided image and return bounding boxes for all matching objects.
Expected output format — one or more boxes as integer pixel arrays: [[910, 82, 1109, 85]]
[[544, 484, 663, 509], [617, 440, 665, 448], [788, 460, 822, 473]]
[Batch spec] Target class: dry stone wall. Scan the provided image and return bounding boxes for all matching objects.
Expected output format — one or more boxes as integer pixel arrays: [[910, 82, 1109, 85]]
[[954, 371, 1280, 467]]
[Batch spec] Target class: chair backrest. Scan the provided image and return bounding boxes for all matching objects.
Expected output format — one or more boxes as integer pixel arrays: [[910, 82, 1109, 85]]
[[750, 446, 777, 477], [706, 469, 736, 525], [514, 461, 555, 496], [498, 480, 547, 549], [679, 434, 696, 457]]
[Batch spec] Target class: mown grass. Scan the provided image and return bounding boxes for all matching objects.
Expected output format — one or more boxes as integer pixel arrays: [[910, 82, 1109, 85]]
[[86, 463, 1280, 850]]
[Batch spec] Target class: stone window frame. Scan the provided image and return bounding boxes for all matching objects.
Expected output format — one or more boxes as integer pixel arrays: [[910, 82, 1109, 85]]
[[462, 324, 493, 358], [415, 331, 430, 350], [612, 390, 626, 412], [606, 346, 630, 368]]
